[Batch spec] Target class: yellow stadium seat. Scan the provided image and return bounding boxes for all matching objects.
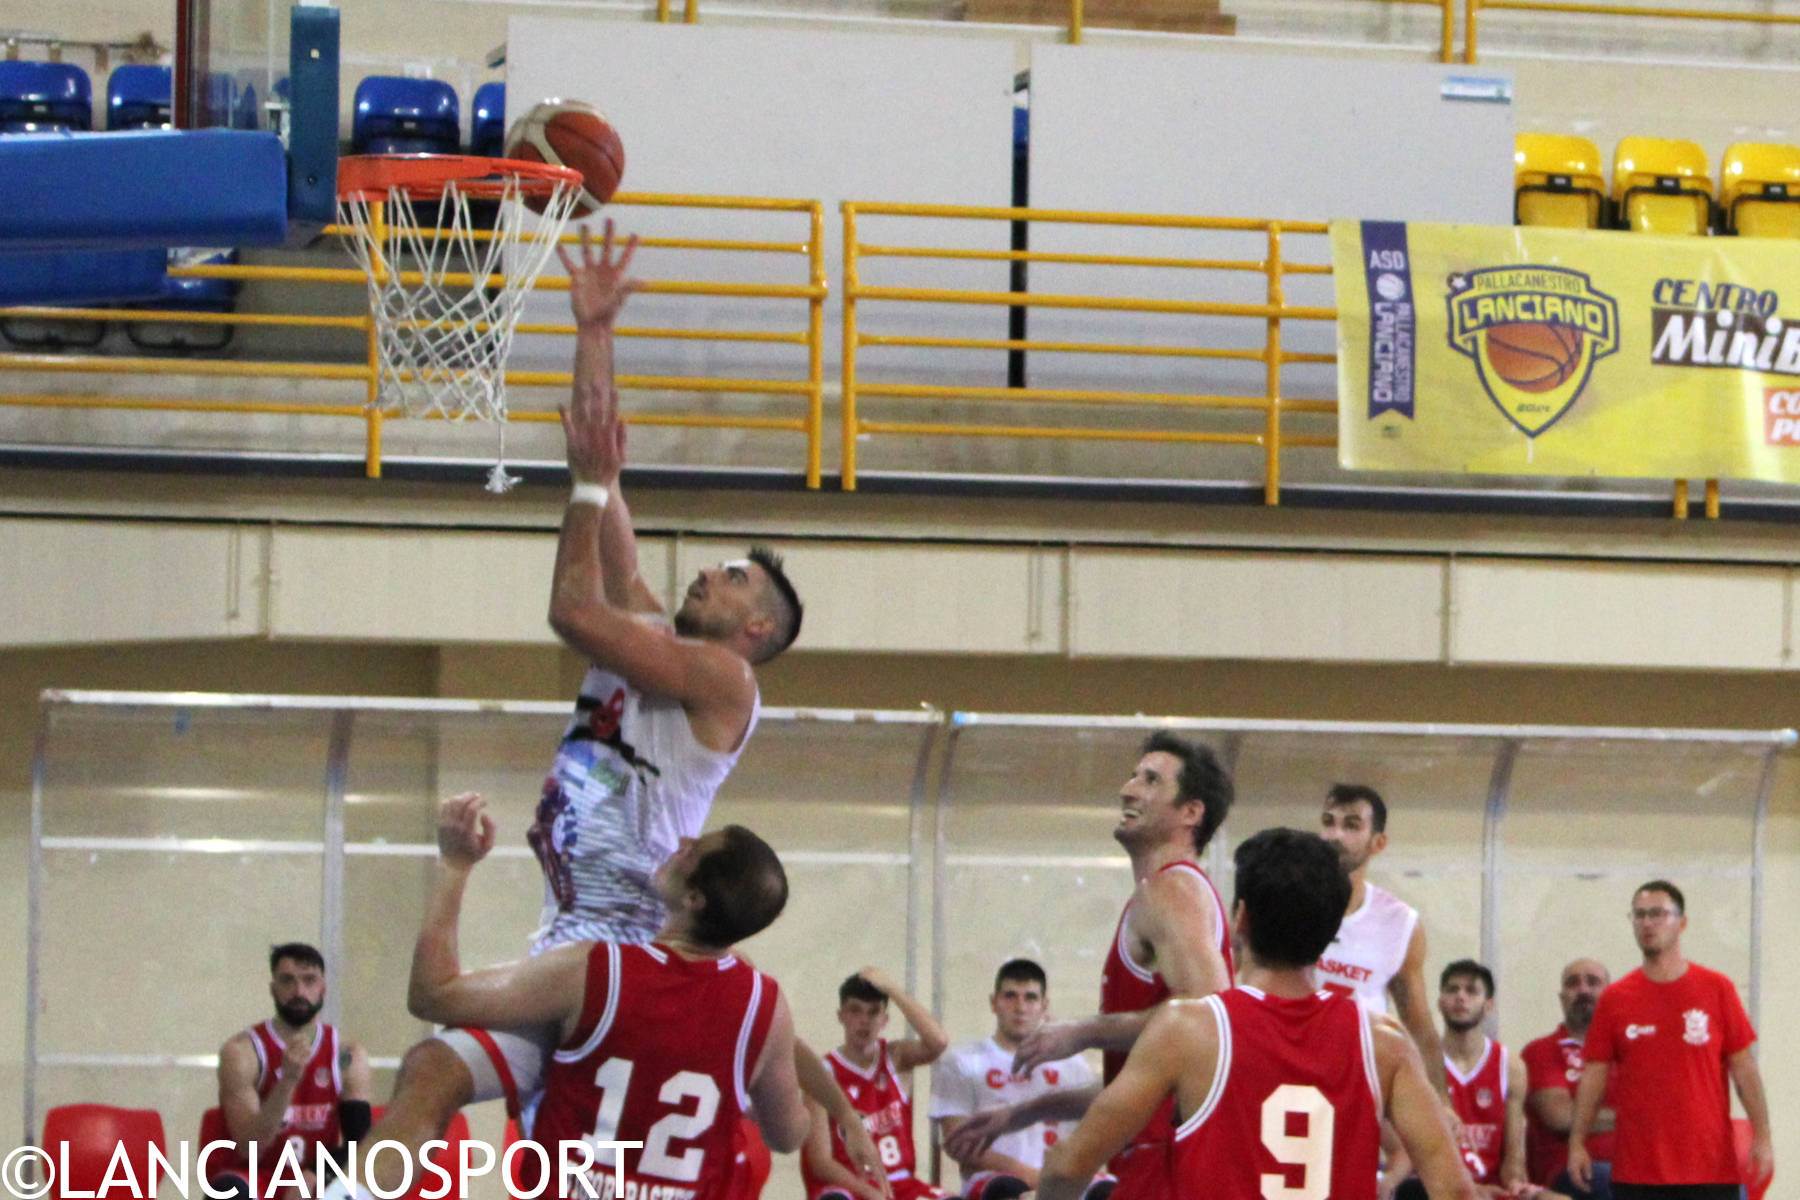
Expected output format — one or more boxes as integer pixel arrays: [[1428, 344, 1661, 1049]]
[[1613, 136, 1712, 235], [1720, 142, 1800, 238], [1514, 133, 1606, 229]]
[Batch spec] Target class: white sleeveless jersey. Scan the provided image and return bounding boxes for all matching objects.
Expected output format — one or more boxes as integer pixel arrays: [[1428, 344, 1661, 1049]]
[[527, 648, 758, 954], [1313, 881, 1419, 1014]]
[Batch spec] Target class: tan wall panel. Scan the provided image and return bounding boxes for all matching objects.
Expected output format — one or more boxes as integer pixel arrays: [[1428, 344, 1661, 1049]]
[[264, 528, 670, 644], [1069, 549, 1443, 661], [1450, 559, 1789, 669], [0, 519, 262, 646], [677, 539, 1061, 655]]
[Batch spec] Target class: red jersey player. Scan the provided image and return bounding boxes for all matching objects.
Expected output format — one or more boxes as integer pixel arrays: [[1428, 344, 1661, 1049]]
[[214, 944, 371, 1196], [802, 968, 949, 1200], [1034, 828, 1476, 1200], [407, 793, 810, 1199], [945, 732, 1235, 1200], [1435, 960, 1528, 1195], [1571, 880, 1772, 1200], [1520, 958, 1614, 1188]]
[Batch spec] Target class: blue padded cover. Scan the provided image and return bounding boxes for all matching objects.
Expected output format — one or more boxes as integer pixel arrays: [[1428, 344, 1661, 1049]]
[[0, 129, 288, 250], [0, 247, 166, 304]]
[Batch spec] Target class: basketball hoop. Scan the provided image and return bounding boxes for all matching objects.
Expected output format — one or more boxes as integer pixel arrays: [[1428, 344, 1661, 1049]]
[[337, 154, 584, 492]]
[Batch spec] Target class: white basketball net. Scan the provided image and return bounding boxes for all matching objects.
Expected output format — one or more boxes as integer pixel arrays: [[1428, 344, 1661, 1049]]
[[338, 171, 582, 492]]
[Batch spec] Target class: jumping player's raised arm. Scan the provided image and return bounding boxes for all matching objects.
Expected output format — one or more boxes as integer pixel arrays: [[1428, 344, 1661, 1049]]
[[560, 222, 661, 617]]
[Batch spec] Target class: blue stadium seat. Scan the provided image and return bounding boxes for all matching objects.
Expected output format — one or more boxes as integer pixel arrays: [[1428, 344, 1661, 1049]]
[[471, 81, 505, 157], [352, 76, 460, 155], [107, 64, 171, 130], [0, 61, 92, 132]]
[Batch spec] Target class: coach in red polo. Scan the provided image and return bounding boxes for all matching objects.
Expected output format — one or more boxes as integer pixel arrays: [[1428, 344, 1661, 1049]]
[[1568, 879, 1772, 1200]]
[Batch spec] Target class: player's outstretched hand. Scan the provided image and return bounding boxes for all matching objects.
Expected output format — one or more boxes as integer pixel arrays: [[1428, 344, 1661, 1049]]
[[942, 1106, 1016, 1162], [558, 218, 639, 329], [436, 792, 496, 868], [1011, 1020, 1085, 1074]]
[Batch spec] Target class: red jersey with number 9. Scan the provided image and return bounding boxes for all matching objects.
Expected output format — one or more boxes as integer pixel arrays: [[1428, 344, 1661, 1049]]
[[529, 941, 780, 1200], [1172, 987, 1381, 1200]]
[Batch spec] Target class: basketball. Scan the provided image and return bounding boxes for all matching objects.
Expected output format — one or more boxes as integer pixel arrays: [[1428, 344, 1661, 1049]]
[[1481, 321, 1583, 393], [503, 99, 625, 216]]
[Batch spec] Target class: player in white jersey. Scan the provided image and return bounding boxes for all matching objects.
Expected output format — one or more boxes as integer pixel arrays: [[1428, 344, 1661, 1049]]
[[931, 958, 1096, 1196], [1314, 784, 1450, 1104], [329, 224, 816, 1198]]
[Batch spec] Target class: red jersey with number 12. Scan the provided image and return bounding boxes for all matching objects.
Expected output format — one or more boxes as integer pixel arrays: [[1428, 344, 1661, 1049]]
[[530, 941, 780, 1200], [1172, 987, 1381, 1200]]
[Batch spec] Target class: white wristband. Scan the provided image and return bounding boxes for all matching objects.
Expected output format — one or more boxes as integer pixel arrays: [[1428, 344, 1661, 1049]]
[[569, 482, 611, 509]]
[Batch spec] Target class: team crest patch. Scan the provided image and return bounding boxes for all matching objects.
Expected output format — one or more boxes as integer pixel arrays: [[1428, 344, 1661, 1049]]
[[1446, 266, 1619, 437], [1476, 1088, 1493, 1108], [314, 1067, 330, 1088], [1684, 1008, 1711, 1045]]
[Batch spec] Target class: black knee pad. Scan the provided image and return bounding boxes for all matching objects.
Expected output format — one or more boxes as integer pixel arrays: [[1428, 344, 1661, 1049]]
[[1082, 1181, 1116, 1200], [1393, 1178, 1430, 1200], [966, 1176, 1031, 1200]]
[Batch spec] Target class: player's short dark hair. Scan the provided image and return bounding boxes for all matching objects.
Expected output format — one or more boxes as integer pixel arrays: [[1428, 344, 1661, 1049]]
[[1635, 878, 1685, 914], [747, 545, 803, 663], [1440, 958, 1495, 998], [269, 943, 325, 975], [1141, 730, 1234, 855], [1326, 782, 1387, 834], [993, 958, 1047, 994], [687, 825, 789, 948], [839, 973, 890, 1007], [1233, 828, 1351, 968]]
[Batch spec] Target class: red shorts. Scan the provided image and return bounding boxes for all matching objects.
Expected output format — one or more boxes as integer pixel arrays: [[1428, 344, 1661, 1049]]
[[1107, 1139, 1172, 1200]]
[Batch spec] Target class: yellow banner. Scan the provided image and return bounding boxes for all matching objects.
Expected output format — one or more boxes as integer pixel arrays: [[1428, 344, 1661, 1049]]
[[1332, 220, 1800, 482]]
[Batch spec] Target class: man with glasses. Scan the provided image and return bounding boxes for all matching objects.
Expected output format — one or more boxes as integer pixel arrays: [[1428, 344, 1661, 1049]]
[[1569, 880, 1773, 1200]]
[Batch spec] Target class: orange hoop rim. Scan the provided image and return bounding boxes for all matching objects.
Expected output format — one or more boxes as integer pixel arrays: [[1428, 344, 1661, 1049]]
[[337, 154, 583, 202]]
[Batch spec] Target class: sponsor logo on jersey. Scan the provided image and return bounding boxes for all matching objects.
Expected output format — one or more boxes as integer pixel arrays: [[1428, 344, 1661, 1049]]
[[1625, 1023, 1656, 1040], [986, 1069, 1007, 1089], [1684, 1008, 1711, 1045], [1043, 1068, 1059, 1085]]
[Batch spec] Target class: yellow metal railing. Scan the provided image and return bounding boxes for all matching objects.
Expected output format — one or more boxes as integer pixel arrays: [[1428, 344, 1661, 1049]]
[[0, 193, 829, 486], [1465, 0, 1800, 60], [840, 202, 1336, 504]]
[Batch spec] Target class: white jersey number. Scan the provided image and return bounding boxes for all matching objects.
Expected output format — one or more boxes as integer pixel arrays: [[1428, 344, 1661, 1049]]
[[1259, 1083, 1335, 1200], [877, 1134, 904, 1167], [587, 1057, 721, 1183]]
